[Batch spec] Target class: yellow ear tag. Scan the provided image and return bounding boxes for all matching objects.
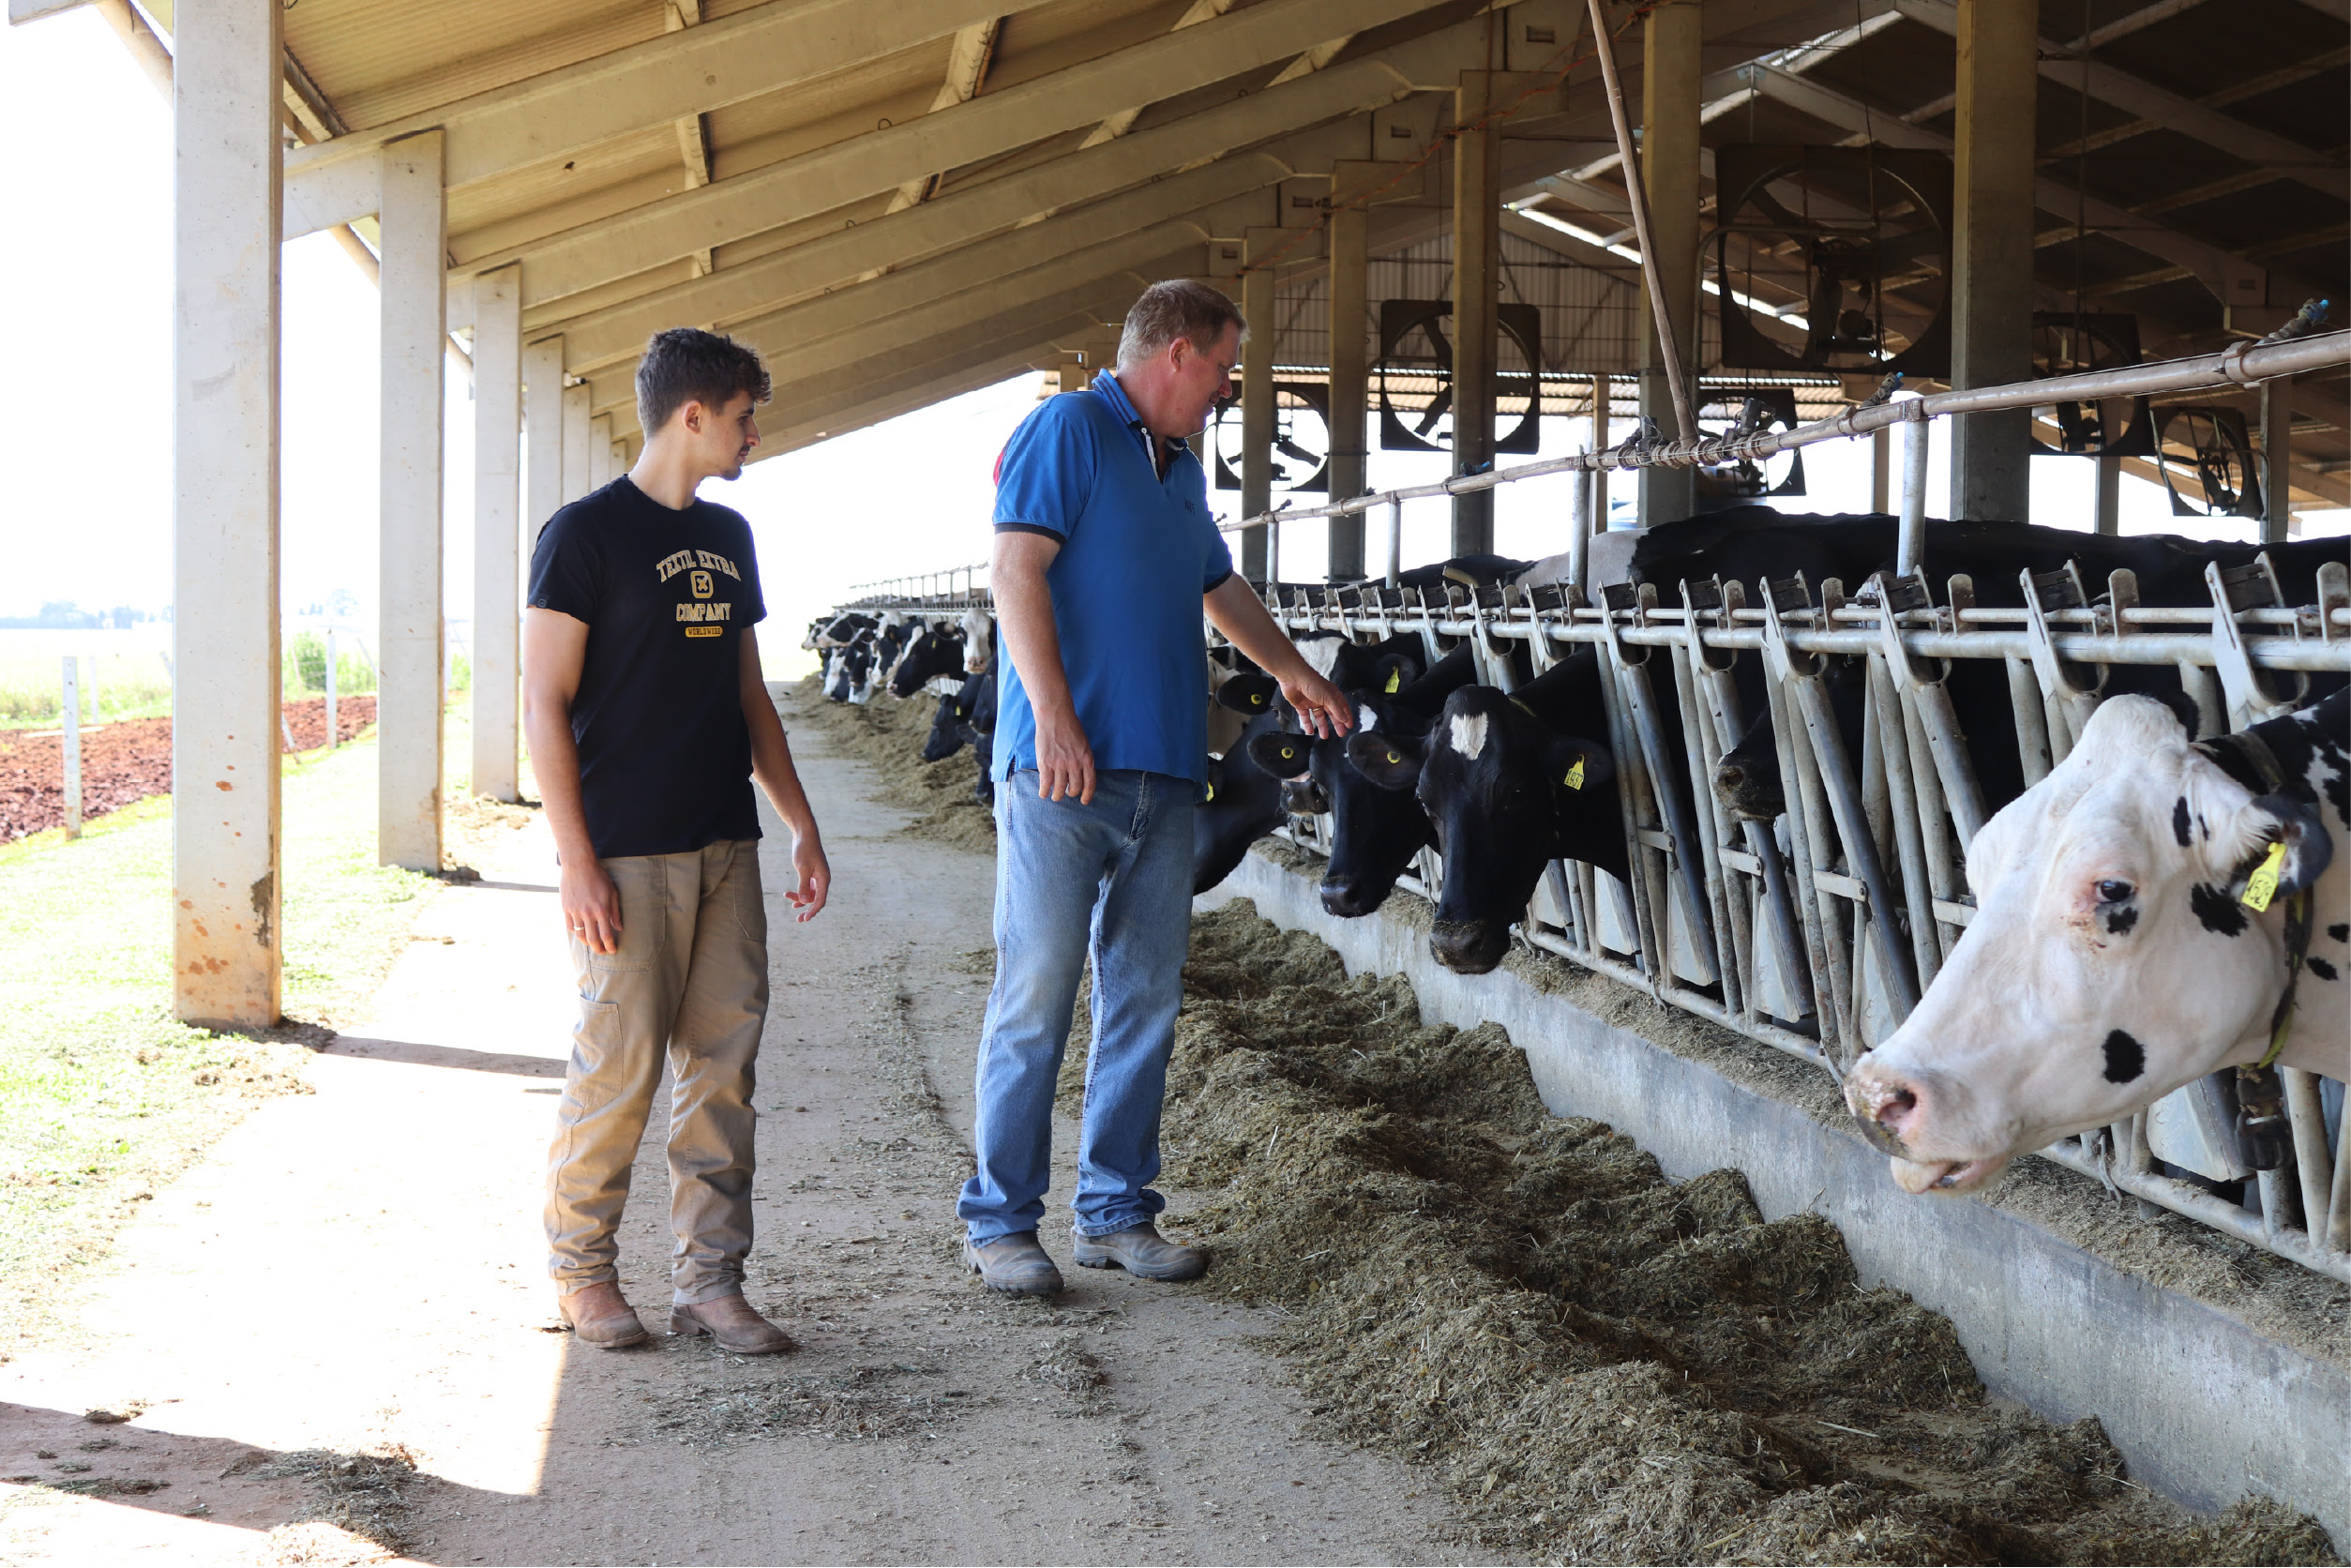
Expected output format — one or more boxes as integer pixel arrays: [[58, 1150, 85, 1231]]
[[1564, 757, 1586, 791], [1385, 669, 1401, 694], [1385, 750, 1402, 765], [2240, 838, 2287, 912], [1280, 746, 1296, 761], [1204, 782, 1214, 802]]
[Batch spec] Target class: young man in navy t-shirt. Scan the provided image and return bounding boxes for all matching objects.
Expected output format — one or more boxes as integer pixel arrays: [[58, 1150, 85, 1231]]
[[959, 281, 1351, 1293], [525, 328, 829, 1353]]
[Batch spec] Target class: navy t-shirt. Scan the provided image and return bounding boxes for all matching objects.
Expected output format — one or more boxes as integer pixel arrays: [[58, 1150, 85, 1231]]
[[990, 375, 1233, 786], [527, 476, 767, 859]]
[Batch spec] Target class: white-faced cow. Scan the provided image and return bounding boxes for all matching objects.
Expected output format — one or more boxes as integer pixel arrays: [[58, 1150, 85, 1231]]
[[1845, 690, 2348, 1194]]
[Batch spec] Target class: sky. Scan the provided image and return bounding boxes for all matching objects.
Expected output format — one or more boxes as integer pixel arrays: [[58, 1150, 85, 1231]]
[[2, 6, 2339, 641]]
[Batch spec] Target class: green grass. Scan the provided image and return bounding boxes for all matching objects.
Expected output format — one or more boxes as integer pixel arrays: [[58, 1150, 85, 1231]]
[[0, 732, 445, 1355]]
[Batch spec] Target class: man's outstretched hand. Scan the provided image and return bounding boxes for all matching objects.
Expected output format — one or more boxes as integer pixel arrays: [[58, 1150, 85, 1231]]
[[1280, 668, 1353, 740]]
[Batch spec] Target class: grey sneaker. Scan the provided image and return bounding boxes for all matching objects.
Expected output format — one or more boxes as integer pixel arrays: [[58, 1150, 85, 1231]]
[[1072, 1223, 1206, 1281], [963, 1231, 1064, 1296]]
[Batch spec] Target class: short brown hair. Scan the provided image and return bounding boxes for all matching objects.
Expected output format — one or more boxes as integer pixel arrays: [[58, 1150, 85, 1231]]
[[636, 327, 772, 434], [1116, 280, 1246, 370]]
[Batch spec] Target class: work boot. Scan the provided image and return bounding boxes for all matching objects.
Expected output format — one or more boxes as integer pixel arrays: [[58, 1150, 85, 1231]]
[[963, 1231, 1064, 1296], [1072, 1223, 1207, 1282], [557, 1282, 649, 1349], [670, 1292, 794, 1355]]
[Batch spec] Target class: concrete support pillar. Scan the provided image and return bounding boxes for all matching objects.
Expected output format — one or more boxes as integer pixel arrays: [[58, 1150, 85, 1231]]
[[524, 337, 565, 542], [2260, 377, 2292, 544], [1450, 72, 1500, 556], [2093, 454, 2122, 536], [589, 414, 615, 490], [1637, 9, 1701, 527], [1327, 192, 1370, 581], [379, 130, 447, 871], [561, 383, 592, 503], [471, 265, 521, 805], [172, 0, 282, 1028], [1949, 0, 2038, 522], [1239, 252, 1275, 583]]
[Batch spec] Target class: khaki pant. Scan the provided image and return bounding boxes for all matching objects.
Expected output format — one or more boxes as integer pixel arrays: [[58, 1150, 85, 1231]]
[[545, 838, 769, 1305]]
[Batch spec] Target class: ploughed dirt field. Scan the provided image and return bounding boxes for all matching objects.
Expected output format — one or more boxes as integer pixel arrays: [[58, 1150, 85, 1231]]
[[0, 696, 376, 842]]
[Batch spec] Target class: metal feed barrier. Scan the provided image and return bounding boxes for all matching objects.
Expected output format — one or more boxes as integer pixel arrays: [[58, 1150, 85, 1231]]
[[824, 328, 2351, 1283]]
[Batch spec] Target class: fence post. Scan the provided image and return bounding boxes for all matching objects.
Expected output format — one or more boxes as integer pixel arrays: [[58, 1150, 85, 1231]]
[[61, 656, 82, 840], [325, 628, 339, 749]]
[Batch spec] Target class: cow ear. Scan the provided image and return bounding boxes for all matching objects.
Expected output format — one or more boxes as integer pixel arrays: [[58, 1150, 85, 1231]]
[[1247, 728, 1315, 779], [1543, 733, 1614, 794], [1345, 731, 1425, 791], [1201, 758, 1225, 803], [2223, 793, 2335, 908], [1216, 673, 1281, 715]]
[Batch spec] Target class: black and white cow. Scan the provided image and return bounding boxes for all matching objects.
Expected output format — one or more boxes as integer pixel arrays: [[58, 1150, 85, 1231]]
[[888, 620, 969, 699], [1243, 647, 1480, 916], [1844, 689, 2348, 1195], [1348, 648, 1623, 973]]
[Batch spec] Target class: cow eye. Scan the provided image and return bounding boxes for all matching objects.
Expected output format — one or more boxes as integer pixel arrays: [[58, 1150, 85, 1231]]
[[2096, 880, 2133, 903]]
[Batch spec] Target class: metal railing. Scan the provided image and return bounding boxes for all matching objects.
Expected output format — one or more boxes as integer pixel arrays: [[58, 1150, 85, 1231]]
[[842, 561, 990, 607]]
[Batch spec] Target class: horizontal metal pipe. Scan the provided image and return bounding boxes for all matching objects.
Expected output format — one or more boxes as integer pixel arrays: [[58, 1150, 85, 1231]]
[[1219, 330, 2351, 531]]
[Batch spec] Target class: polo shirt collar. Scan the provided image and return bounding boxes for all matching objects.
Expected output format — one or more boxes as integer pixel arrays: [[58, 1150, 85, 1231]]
[[1090, 373, 1175, 467]]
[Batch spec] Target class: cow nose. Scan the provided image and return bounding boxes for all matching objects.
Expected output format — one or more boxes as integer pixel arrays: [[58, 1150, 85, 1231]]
[[1711, 761, 1784, 821], [1429, 919, 1506, 974], [1319, 876, 1385, 918], [1845, 1063, 1926, 1154]]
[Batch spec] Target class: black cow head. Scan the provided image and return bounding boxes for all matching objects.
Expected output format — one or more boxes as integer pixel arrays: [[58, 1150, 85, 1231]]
[[1352, 680, 1616, 973], [1194, 711, 1291, 894], [890, 625, 969, 700], [1251, 690, 1439, 918], [923, 679, 976, 761]]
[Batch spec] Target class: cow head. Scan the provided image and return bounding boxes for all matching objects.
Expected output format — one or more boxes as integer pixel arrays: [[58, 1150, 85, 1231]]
[[1194, 712, 1291, 894], [922, 678, 978, 762], [960, 609, 996, 674], [889, 624, 968, 699], [1346, 678, 1617, 972], [1845, 695, 2343, 1195], [1246, 677, 1434, 919]]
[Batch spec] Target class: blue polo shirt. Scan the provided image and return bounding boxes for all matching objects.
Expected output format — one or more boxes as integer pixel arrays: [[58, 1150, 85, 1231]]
[[991, 374, 1233, 787]]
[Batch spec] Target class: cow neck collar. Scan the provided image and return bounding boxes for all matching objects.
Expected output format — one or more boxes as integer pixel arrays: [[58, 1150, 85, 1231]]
[[2192, 717, 2314, 1075]]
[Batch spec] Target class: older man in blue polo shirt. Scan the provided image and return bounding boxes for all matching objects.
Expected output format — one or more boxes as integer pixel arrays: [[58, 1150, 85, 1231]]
[[960, 279, 1352, 1294]]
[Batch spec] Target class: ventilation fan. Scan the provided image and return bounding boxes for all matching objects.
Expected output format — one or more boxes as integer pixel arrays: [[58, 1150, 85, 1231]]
[[2030, 312, 2155, 457], [1712, 146, 1952, 378], [1693, 385, 1806, 500], [2154, 406, 2264, 519], [1211, 382, 1331, 492], [1375, 299, 1544, 454]]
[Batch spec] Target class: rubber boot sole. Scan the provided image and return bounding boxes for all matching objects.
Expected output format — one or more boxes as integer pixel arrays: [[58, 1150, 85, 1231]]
[[1071, 1239, 1206, 1282]]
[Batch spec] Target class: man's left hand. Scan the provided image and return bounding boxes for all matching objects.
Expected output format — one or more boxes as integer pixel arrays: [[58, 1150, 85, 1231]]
[[1281, 669, 1352, 739]]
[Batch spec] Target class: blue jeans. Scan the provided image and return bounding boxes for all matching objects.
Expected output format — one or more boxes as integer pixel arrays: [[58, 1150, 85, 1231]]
[[959, 768, 1195, 1243]]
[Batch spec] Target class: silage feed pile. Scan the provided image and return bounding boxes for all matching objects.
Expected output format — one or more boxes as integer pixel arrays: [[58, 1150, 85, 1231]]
[[784, 675, 995, 852], [1152, 903, 2338, 1566]]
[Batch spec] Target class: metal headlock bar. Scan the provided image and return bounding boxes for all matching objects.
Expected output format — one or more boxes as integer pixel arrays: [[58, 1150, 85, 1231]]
[[823, 331, 2351, 1284]]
